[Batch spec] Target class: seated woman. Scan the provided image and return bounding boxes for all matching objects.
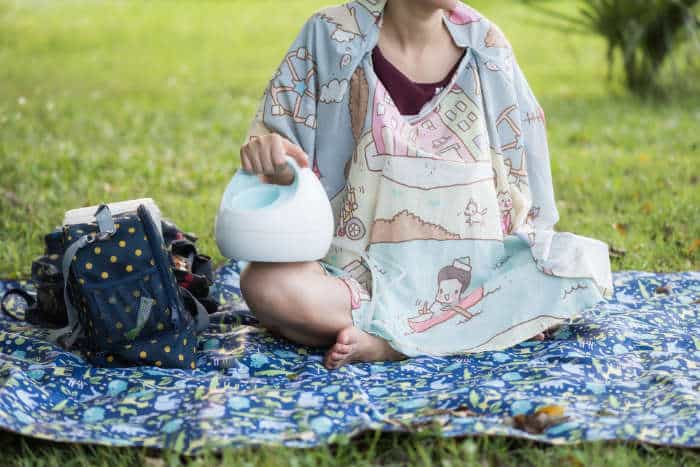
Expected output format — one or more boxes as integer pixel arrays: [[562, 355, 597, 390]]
[[238, 0, 613, 369]]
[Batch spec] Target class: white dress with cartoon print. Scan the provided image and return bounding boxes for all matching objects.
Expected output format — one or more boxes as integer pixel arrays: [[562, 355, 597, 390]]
[[245, 0, 613, 356]]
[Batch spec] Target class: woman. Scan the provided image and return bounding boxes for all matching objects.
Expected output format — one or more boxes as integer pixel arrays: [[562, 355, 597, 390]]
[[238, 0, 613, 369]]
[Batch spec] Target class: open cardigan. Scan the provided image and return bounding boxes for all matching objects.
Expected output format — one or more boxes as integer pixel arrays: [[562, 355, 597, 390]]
[[244, 0, 613, 356]]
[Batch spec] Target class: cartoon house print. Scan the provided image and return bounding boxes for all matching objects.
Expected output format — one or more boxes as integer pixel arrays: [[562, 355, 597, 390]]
[[407, 257, 486, 334], [435, 88, 487, 161], [370, 85, 485, 163], [269, 47, 317, 129]]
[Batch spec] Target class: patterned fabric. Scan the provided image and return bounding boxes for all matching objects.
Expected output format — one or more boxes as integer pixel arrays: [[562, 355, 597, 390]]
[[245, 1, 614, 356], [0, 264, 698, 453], [62, 206, 199, 369]]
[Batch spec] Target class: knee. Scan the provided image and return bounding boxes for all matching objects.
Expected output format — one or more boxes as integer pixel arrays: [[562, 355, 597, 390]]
[[239, 261, 323, 324], [239, 262, 280, 312]]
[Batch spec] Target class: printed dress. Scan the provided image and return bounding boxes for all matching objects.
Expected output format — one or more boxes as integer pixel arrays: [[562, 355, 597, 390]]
[[245, 0, 614, 356]]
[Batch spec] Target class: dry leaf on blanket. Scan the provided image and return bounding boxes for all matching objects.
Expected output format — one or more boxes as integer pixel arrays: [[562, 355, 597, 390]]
[[505, 405, 569, 434], [655, 285, 671, 294], [536, 405, 565, 417]]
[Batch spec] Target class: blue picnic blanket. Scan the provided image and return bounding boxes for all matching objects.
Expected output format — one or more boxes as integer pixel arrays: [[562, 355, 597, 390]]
[[0, 264, 698, 453]]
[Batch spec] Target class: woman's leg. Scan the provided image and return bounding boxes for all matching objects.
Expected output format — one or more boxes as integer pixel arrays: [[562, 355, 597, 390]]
[[239, 261, 403, 368]]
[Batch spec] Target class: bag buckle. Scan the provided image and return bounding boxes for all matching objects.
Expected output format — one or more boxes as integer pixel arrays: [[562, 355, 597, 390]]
[[94, 204, 116, 236]]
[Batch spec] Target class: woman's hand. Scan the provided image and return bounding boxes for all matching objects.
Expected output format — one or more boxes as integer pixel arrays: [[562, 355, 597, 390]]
[[240, 134, 309, 185]]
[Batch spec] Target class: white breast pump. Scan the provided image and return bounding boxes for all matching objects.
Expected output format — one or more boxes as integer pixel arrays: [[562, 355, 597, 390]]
[[215, 156, 335, 262]]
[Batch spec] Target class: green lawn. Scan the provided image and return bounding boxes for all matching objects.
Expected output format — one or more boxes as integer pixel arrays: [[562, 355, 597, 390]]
[[0, 0, 699, 465]]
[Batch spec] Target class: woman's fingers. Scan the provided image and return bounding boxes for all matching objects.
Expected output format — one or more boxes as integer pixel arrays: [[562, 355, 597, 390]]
[[240, 145, 252, 172], [281, 138, 309, 168], [239, 134, 309, 176], [270, 134, 288, 169], [260, 143, 276, 175], [244, 138, 263, 174]]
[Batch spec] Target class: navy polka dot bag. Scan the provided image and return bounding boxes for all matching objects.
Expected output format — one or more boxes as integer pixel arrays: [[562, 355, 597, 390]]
[[49, 202, 209, 369]]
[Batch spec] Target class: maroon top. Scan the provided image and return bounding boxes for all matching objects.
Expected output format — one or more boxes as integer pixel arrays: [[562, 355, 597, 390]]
[[372, 46, 463, 116]]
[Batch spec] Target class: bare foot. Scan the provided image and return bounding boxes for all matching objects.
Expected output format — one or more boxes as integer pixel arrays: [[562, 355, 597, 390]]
[[323, 326, 404, 369]]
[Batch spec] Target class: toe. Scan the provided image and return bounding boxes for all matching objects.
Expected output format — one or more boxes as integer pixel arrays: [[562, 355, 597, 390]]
[[337, 327, 355, 346], [333, 343, 352, 355], [324, 357, 340, 370]]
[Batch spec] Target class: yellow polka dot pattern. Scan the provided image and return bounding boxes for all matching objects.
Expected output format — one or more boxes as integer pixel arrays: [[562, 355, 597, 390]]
[[64, 220, 201, 370]]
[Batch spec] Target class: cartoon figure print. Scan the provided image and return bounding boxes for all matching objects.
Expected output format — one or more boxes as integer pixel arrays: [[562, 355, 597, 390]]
[[463, 198, 487, 225], [497, 190, 513, 235], [407, 257, 487, 334]]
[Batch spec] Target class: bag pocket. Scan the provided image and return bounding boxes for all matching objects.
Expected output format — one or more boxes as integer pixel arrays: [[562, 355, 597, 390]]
[[81, 266, 175, 349]]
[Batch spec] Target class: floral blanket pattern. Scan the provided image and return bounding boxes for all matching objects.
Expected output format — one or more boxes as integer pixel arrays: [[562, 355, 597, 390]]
[[0, 264, 698, 453]]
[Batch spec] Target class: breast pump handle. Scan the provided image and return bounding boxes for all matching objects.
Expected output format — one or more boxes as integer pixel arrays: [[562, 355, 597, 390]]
[[237, 155, 302, 186]]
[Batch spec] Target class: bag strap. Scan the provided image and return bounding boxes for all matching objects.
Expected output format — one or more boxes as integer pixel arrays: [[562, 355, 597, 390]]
[[49, 204, 115, 348], [179, 287, 210, 332]]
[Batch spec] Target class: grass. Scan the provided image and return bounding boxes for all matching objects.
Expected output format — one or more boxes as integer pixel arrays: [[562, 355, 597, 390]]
[[0, 0, 698, 464]]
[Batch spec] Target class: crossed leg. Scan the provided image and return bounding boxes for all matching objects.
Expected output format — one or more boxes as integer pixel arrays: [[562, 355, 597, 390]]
[[239, 261, 404, 369]]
